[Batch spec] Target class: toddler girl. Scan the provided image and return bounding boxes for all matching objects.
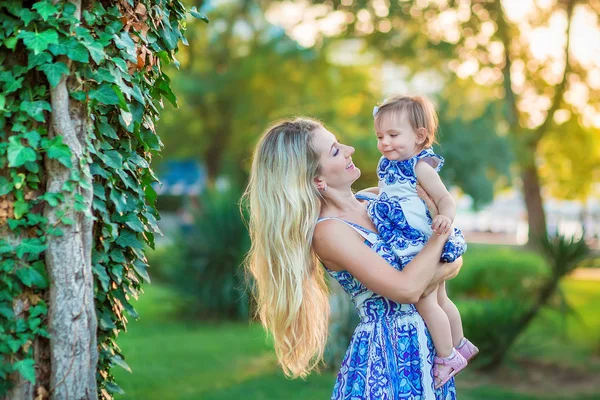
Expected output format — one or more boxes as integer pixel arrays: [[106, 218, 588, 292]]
[[368, 95, 478, 389]]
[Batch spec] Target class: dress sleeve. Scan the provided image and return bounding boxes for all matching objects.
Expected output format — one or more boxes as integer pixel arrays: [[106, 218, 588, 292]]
[[415, 148, 444, 173]]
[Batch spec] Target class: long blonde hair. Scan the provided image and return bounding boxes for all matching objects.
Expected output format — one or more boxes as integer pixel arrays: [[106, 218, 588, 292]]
[[243, 118, 330, 378]]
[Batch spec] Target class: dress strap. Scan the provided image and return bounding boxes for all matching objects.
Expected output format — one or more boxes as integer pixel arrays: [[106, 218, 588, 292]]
[[316, 217, 377, 243]]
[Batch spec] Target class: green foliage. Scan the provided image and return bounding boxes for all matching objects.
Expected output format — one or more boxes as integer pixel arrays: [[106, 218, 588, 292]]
[[156, 0, 379, 187], [159, 187, 251, 320], [0, 0, 204, 396], [448, 245, 549, 299], [447, 245, 550, 368]]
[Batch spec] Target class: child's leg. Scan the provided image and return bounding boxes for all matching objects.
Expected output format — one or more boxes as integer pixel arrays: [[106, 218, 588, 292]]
[[437, 282, 464, 347], [415, 287, 453, 358]]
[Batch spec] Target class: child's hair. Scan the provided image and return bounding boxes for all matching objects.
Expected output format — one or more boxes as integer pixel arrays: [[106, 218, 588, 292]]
[[374, 95, 439, 148]]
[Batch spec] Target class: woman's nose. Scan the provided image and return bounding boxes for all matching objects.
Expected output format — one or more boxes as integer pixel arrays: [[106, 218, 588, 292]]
[[345, 145, 355, 156]]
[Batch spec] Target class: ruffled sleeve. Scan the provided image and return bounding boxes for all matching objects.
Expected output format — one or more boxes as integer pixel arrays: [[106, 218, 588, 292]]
[[414, 148, 444, 172]]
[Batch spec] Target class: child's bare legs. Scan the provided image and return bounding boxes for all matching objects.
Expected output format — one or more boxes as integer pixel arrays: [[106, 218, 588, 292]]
[[437, 282, 464, 347], [416, 287, 453, 358]]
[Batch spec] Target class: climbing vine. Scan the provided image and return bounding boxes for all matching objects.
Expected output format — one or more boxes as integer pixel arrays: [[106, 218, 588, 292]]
[[0, 0, 206, 397]]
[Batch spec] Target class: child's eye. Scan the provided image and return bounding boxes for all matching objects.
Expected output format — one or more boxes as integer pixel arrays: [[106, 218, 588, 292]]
[[390, 134, 398, 137]]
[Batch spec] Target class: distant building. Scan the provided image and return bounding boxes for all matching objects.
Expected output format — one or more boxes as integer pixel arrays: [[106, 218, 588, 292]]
[[153, 160, 206, 196]]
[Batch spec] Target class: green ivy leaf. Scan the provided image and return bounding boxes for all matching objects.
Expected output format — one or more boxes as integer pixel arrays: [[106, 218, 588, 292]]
[[16, 267, 48, 288], [18, 9, 38, 26], [13, 200, 29, 219], [33, 1, 58, 21], [104, 381, 125, 395], [7, 137, 37, 167], [93, 264, 110, 292], [83, 41, 107, 64], [98, 150, 123, 169], [133, 259, 151, 283], [39, 62, 70, 88], [16, 238, 47, 258], [4, 76, 24, 94], [46, 136, 72, 168], [0, 177, 12, 196], [89, 84, 120, 105], [115, 230, 143, 249], [18, 30, 59, 55], [111, 355, 132, 373], [20, 100, 52, 122], [190, 7, 210, 22], [0, 94, 5, 110], [0, 304, 14, 319], [66, 42, 90, 63], [13, 359, 36, 383], [4, 36, 18, 50], [124, 213, 144, 232], [24, 130, 41, 148]]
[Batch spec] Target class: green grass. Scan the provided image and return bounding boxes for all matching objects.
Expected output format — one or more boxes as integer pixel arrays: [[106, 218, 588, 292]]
[[114, 280, 600, 400]]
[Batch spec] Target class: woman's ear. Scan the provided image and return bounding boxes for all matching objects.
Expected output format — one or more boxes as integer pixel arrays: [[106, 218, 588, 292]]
[[416, 128, 428, 146], [314, 177, 326, 191]]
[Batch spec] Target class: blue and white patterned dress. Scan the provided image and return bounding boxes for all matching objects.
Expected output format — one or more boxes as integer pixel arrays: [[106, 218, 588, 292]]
[[367, 149, 467, 266], [318, 197, 457, 399]]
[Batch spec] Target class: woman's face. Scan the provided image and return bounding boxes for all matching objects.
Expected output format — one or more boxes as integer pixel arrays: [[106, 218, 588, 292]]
[[311, 126, 360, 190]]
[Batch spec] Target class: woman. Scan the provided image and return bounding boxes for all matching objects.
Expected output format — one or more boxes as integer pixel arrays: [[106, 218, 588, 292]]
[[244, 118, 461, 399]]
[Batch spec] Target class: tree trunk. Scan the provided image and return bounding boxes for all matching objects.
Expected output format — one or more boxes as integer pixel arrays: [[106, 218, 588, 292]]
[[43, 68, 98, 399], [521, 164, 548, 246]]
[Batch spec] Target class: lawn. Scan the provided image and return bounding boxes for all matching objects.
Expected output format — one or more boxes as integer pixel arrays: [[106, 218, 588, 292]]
[[114, 279, 600, 400]]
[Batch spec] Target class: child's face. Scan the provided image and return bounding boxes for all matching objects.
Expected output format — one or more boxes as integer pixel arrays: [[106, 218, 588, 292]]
[[375, 112, 422, 161]]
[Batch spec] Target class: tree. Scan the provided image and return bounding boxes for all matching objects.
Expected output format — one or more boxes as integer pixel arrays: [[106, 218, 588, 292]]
[[267, 0, 600, 243], [156, 0, 381, 187], [0, 1, 201, 398]]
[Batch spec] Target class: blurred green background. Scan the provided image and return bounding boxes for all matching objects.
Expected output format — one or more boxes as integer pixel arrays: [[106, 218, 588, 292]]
[[115, 0, 600, 399]]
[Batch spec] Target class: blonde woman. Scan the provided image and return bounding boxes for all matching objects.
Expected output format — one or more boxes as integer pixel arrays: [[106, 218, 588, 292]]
[[244, 118, 462, 399]]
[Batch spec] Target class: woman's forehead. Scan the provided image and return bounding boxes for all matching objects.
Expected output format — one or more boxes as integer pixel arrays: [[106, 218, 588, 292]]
[[312, 127, 336, 151]]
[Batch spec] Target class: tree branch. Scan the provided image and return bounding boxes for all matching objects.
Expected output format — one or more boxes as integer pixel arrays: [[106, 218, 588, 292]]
[[533, 0, 575, 144]]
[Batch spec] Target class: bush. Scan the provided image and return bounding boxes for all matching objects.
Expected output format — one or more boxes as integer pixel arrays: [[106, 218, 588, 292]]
[[448, 245, 550, 300], [158, 187, 251, 320]]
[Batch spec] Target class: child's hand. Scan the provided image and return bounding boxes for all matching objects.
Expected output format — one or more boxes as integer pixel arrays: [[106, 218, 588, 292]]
[[432, 215, 452, 235]]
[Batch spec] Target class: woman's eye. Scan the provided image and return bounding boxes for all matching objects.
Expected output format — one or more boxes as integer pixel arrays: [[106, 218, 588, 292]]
[[334, 148, 340, 156]]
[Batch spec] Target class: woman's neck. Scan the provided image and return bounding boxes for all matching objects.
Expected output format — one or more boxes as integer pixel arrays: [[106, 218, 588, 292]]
[[320, 188, 364, 218]]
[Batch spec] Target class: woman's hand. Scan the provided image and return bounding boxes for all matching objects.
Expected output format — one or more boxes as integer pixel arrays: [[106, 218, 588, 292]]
[[416, 183, 438, 218], [422, 257, 463, 297]]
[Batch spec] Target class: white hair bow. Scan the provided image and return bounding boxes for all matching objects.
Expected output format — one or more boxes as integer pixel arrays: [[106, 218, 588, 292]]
[[372, 105, 379, 118]]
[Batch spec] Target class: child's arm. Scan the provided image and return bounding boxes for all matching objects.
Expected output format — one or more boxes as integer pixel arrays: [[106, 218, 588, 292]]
[[415, 160, 455, 235]]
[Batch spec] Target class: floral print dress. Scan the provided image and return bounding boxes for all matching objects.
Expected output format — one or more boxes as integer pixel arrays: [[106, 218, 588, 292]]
[[318, 196, 457, 399], [367, 149, 467, 266]]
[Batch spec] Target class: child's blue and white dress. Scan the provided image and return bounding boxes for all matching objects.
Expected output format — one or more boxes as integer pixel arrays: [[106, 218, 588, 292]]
[[367, 149, 467, 265]]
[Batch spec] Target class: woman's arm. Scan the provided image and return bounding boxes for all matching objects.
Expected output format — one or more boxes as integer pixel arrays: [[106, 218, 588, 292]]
[[314, 220, 451, 304]]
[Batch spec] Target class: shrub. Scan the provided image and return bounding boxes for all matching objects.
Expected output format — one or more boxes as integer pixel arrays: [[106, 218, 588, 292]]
[[161, 187, 251, 320]]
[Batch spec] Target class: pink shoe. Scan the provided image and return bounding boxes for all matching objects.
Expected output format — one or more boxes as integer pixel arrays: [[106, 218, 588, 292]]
[[456, 337, 479, 362], [433, 349, 467, 390]]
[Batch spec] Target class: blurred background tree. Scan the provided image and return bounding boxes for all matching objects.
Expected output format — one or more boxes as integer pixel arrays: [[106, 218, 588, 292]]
[[264, 0, 600, 243], [112, 1, 600, 398]]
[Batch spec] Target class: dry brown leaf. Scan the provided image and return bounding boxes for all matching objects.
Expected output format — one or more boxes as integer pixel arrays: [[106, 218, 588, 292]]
[[134, 3, 147, 16], [35, 386, 49, 400]]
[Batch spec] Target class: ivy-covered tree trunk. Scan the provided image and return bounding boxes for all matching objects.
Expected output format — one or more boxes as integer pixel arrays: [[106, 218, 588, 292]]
[[44, 55, 98, 397], [0, 1, 204, 399]]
